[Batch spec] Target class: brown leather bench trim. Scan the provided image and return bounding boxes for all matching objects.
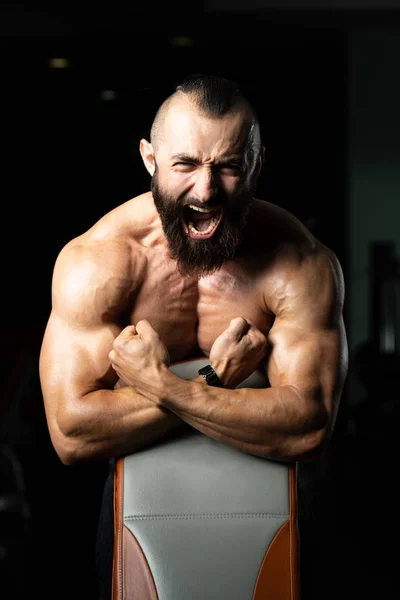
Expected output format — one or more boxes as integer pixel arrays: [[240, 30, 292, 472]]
[[253, 465, 299, 600], [121, 526, 159, 600], [112, 458, 124, 600], [289, 465, 300, 599], [113, 458, 159, 600], [114, 457, 299, 599]]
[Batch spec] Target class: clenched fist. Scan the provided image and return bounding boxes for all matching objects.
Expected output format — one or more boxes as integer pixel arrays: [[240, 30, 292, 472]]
[[109, 320, 170, 399], [210, 317, 268, 388]]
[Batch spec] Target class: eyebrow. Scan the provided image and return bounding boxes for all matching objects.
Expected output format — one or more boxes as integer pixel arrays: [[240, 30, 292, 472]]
[[170, 153, 244, 167]]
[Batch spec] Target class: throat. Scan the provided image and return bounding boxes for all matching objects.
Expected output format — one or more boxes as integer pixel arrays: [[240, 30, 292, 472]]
[[187, 211, 221, 236], [190, 217, 215, 233]]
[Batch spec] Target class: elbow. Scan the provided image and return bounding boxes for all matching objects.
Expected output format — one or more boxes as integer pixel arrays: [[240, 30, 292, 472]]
[[258, 412, 331, 463], [58, 450, 79, 467], [294, 431, 327, 463], [289, 416, 332, 463], [50, 429, 88, 466], [293, 400, 334, 462], [48, 415, 93, 466], [258, 432, 326, 463]]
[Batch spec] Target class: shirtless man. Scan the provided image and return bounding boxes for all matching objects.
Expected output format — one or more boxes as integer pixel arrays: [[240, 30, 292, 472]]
[[39, 74, 348, 598]]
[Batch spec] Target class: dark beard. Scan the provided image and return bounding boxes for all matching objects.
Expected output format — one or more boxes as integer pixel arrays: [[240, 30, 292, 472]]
[[151, 172, 253, 278]]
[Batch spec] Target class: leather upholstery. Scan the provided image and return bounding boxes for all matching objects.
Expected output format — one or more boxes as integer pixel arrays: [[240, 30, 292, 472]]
[[113, 358, 299, 600]]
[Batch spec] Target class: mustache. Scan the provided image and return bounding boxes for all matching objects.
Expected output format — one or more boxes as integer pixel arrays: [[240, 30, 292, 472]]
[[151, 175, 252, 278], [181, 197, 226, 211]]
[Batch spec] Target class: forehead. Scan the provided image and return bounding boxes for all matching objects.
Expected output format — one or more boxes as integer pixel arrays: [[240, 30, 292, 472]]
[[160, 100, 251, 160]]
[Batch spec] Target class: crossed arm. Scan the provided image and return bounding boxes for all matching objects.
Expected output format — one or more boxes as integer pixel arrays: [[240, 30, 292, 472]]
[[39, 241, 347, 465], [109, 307, 347, 462], [107, 248, 347, 462]]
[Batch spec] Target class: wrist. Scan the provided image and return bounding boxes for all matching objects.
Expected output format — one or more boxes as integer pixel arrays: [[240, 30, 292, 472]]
[[198, 364, 223, 388], [209, 360, 235, 389], [155, 364, 177, 405]]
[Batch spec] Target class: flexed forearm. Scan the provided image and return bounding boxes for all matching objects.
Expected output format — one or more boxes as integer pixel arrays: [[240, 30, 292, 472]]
[[153, 370, 328, 462], [53, 386, 185, 465], [107, 318, 332, 462]]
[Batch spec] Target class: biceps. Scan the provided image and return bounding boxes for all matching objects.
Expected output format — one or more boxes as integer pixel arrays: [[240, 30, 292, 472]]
[[266, 323, 347, 406], [40, 315, 121, 401]]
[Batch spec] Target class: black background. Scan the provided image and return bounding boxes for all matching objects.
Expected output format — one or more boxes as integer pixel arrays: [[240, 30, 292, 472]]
[[1, 4, 400, 599]]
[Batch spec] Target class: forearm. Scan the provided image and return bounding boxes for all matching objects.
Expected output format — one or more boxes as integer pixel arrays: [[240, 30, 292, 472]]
[[54, 372, 213, 464], [54, 386, 185, 464], [156, 370, 328, 461]]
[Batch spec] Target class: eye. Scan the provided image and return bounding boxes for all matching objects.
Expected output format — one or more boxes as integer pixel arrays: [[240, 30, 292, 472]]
[[173, 162, 195, 171], [219, 165, 242, 176]]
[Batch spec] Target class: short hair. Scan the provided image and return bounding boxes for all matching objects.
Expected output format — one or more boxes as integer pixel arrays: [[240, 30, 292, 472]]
[[175, 73, 244, 116], [150, 73, 261, 154]]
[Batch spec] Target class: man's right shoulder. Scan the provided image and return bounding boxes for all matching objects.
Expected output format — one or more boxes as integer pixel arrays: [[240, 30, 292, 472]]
[[55, 192, 152, 278], [50, 193, 153, 321], [51, 232, 147, 324]]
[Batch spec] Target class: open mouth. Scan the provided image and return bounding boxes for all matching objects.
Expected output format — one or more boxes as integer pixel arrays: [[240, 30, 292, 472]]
[[182, 204, 223, 240]]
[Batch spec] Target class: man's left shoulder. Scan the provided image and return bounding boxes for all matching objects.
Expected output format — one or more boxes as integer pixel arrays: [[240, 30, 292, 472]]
[[250, 199, 329, 263], [291, 241, 344, 293], [307, 242, 344, 285], [264, 238, 345, 316]]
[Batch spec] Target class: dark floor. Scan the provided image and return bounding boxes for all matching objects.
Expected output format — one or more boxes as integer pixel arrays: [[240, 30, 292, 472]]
[[1, 351, 398, 600]]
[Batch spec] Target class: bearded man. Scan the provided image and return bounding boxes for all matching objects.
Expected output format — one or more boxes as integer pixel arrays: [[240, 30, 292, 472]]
[[39, 74, 348, 600]]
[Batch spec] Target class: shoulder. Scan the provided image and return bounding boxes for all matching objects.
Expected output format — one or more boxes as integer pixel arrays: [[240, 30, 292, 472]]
[[251, 201, 344, 317], [250, 199, 317, 248], [51, 198, 151, 325], [269, 243, 344, 322]]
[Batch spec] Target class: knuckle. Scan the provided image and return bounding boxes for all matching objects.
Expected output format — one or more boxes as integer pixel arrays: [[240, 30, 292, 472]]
[[113, 337, 122, 350], [232, 316, 243, 324]]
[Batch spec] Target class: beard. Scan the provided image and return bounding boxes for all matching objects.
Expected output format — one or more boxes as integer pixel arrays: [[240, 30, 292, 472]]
[[151, 171, 254, 278]]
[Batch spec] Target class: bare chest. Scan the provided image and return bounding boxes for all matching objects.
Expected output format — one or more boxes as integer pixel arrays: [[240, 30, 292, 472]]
[[128, 262, 273, 362]]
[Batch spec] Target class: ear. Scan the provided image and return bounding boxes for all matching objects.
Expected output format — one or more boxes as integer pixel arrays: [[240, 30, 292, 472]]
[[139, 139, 156, 176], [253, 145, 266, 183]]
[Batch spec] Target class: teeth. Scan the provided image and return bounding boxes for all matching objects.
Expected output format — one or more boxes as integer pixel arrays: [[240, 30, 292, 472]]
[[188, 216, 219, 235], [188, 204, 219, 213]]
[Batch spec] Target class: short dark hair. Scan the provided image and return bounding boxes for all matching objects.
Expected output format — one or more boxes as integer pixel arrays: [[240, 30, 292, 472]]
[[174, 73, 243, 116], [150, 73, 261, 155]]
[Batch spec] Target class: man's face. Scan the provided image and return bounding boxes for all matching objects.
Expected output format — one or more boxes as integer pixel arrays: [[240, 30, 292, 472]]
[[150, 101, 260, 278]]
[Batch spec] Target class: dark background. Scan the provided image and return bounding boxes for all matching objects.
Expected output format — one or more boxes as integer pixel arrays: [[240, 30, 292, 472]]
[[1, 3, 400, 599]]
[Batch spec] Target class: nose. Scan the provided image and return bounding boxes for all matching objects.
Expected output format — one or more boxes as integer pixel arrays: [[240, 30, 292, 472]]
[[192, 168, 218, 203]]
